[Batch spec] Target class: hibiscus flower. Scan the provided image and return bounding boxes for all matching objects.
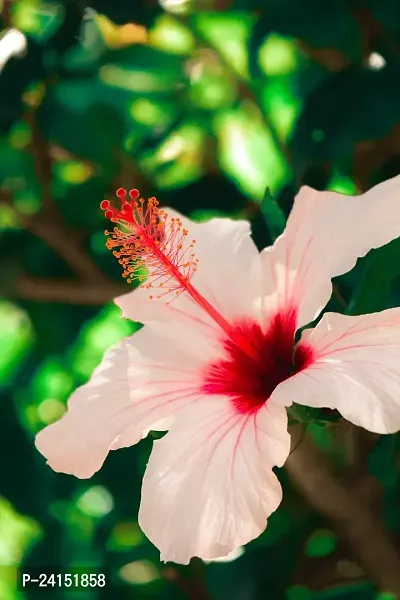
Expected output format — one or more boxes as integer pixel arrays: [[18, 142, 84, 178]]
[[36, 177, 400, 564]]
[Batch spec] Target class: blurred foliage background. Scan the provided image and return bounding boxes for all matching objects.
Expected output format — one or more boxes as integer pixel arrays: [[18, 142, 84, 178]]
[[2, 0, 400, 598]]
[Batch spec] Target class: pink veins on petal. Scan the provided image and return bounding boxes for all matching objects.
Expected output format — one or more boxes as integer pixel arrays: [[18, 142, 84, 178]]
[[101, 190, 315, 415], [202, 310, 314, 414]]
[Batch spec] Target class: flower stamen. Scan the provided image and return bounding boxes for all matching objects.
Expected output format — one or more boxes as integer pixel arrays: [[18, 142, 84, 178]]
[[101, 189, 232, 335]]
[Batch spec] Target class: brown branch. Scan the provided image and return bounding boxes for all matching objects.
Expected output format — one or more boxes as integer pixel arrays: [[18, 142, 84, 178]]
[[351, 6, 400, 60], [286, 428, 400, 595], [26, 212, 107, 282], [25, 111, 53, 210], [1, 0, 13, 29], [22, 109, 106, 281], [1, 191, 107, 282], [0, 99, 112, 284], [297, 41, 350, 72], [9, 275, 127, 305]]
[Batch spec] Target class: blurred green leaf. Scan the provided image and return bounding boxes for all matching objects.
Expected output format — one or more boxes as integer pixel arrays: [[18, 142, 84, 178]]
[[69, 303, 139, 382], [290, 65, 400, 176], [100, 44, 186, 93], [247, 0, 360, 58], [83, 0, 159, 26], [260, 187, 286, 240], [150, 14, 194, 55], [347, 239, 400, 315], [38, 77, 126, 172], [193, 12, 253, 79], [0, 301, 34, 387], [215, 107, 288, 199], [139, 121, 206, 188], [304, 529, 338, 558], [286, 586, 312, 600]]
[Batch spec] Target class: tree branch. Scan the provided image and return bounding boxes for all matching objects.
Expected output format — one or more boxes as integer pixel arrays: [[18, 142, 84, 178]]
[[286, 428, 400, 595], [26, 212, 108, 282], [25, 111, 53, 210], [1, 190, 108, 283], [8, 275, 127, 305], [1, 0, 13, 29]]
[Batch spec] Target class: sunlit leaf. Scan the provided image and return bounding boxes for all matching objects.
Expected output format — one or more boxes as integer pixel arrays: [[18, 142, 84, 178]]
[[261, 78, 301, 141], [194, 12, 254, 78], [76, 486, 114, 518], [304, 529, 338, 558], [286, 586, 311, 600], [328, 171, 358, 195], [215, 107, 288, 199], [0, 301, 34, 387], [55, 160, 94, 185], [150, 14, 194, 54], [69, 303, 139, 381], [119, 560, 160, 585], [258, 34, 299, 76], [0, 497, 41, 565], [108, 522, 145, 551]]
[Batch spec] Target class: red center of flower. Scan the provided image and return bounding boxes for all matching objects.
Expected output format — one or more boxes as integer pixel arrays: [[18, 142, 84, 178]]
[[202, 310, 313, 414], [101, 189, 314, 414]]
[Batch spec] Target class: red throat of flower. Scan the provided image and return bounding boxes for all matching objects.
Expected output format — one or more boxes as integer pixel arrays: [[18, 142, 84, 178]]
[[100, 189, 232, 334], [101, 189, 313, 415]]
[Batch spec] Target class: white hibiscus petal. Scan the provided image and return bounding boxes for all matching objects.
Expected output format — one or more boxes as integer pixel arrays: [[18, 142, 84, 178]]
[[35, 324, 219, 478], [139, 398, 290, 564], [115, 210, 262, 327], [271, 309, 400, 434], [261, 175, 400, 329]]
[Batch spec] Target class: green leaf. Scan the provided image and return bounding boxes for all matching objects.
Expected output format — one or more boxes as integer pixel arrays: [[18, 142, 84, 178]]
[[347, 239, 400, 315], [375, 593, 398, 600], [100, 44, 186, 94], [215, 107, 288, 199], [312, 583, 374, 599], [247, 0, 360, 77], [308, 421, 337, 451], [81, 0, 159, 26], [139, 121, 206, 189], [13, 0, 62, 42], [260, 187, 286, 240], [290, 66, 400, 176], [69, 304, 139, 382], [0, 301, 34, 388], [286, 586, 311, 600], [261, 508, 293, 547], [37, 77, 126, 172], [193, 12, 253, 79], [150, 14, 195, 55], [0, 142, 34, 185], [304, 529, 338, 558]]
